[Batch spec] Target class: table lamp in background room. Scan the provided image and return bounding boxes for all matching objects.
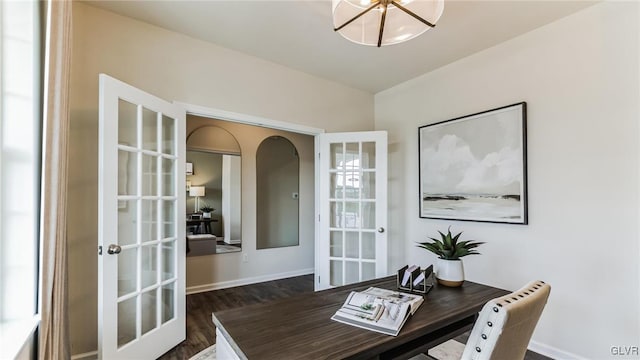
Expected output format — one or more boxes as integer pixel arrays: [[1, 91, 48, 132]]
[[189, 186, 205, 213]]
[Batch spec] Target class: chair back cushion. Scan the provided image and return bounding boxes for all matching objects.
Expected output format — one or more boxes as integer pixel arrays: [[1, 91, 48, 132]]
[[462, 280, 551, 360]]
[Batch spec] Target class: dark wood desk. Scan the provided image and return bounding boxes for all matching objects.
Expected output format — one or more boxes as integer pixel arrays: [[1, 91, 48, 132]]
[[186, 218, 218, 234], [212, 276, 508, 360]]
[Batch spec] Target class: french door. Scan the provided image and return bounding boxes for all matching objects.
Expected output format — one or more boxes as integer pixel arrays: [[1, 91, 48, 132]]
[[316, 131, 388, 290], [98, 74, 186, 359]]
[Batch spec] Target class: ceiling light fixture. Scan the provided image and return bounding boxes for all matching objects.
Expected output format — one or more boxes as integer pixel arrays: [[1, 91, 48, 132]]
[[332, 0, 444, 47]]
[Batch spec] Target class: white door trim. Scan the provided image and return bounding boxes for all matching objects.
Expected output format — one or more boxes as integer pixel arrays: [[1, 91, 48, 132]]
[[175, 102, 325, 136]]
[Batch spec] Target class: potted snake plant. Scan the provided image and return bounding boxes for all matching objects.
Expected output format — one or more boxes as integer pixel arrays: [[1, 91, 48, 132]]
[[199, 205, 215, 219], [416, 227, 484, 287]]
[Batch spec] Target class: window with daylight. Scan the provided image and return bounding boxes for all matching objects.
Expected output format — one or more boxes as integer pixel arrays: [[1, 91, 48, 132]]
[[0, 0, 42, 357]]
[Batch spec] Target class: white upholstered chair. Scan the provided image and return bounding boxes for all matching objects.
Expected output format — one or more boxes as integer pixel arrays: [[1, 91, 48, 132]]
[[428, 280, 551, 360]]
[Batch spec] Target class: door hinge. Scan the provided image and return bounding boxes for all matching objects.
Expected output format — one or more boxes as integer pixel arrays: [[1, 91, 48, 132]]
[[318, 214, 320, 222], [97, 246, 103, 255], [318, 275, 320, 283]]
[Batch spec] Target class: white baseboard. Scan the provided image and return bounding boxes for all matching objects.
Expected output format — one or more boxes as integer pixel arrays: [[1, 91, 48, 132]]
[[186, 268, 314, 295], [71, 350, 97, 360], [529, 340, 588, 360]]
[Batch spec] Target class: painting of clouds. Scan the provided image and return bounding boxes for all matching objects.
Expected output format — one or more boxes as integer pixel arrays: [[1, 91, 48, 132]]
[[419, 103, 527, 224]]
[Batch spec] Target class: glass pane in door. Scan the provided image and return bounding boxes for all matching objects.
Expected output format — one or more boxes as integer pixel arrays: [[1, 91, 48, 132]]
[[141, 289, 158, 335], [161, 240, 175, 281], [118, 150, 137, 196], [330, 260, 343, 286], [344, 143, 359, 169], [118, 296, 137, 348], [330, 173, 342, 199], [330, 231, 343, 257], [330, 143, 343, 169], [142, 107, 158, 151], [161, 283, 175, 324], [141, 244, 158, 289], [142, 155, 158, 196], [161, 115, 175, 155], [362, 172, 375, 199], [362, 203, 375, 229], [141, 200, 158, 243], [344, 171, 359, 199], [118, 99, 137, 146], [118, 248, 137, 297], [362, 262, 375, 281], [361, 142, 376, 169], [161, 200, 175, 238], [161, 158, 175, 196], [362, 232, 375, 260], [330, 201, 343, 228], [345, 261, 359, 284], [118, 200, 137, 246], [113, 94, 180, 352], [344, 202, 359, 228], [345, 232, 358, 259], [326, 138, 381, 287]]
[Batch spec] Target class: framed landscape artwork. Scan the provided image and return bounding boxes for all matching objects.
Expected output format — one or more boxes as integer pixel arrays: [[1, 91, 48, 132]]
[[418, 102, 528, 224]]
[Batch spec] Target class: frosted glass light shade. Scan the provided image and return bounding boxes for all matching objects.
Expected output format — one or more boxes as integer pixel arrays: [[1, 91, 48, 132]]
[[189, 186, 205, 197], [332, 0, 444, 47]]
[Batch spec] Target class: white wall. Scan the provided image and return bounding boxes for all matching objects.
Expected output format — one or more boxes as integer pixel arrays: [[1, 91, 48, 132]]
[[68, 3, 374, 356], [375, 2, 639, 358]]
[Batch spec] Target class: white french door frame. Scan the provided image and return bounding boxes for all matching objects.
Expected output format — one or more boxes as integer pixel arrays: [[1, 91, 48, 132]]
[[316, 131, 388, 290], [99, 75, 186, 359]]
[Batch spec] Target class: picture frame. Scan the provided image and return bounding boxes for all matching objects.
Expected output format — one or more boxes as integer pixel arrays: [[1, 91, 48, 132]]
[[418, 102, 528, 224]]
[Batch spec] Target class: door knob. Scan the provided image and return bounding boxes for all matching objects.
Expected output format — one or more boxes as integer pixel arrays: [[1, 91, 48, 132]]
[[377, 227, 385, 233], [107, 244, 122, 255]]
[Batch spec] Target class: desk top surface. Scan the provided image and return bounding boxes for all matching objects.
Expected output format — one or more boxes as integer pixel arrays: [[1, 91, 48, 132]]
[[186, 218, 218, 223], [212, 276, 508, 360]]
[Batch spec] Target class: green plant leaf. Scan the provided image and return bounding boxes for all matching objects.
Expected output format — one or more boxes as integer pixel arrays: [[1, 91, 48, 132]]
[[417, 227, 485, 259]]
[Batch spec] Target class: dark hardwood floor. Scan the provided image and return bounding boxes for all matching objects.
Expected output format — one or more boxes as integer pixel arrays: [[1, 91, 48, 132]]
[[159, 275, 551, 360], [159, 275, 315, 360]]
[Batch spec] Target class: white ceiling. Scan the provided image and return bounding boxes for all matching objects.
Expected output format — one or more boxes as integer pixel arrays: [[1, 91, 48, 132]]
[[85, 0, 596, 93]]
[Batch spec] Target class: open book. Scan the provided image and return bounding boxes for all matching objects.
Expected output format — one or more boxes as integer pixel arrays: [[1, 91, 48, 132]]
[[331, 287, 424, 336]]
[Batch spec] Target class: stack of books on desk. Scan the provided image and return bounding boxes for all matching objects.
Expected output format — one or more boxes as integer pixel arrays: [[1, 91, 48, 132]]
[[331, 287, 424, 336]]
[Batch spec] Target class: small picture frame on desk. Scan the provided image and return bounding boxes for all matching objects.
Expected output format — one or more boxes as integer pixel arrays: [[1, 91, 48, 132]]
[[190, 214, 202, 220]]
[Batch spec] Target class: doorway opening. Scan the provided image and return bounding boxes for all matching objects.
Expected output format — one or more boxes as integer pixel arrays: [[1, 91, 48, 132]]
[[183, 111, 319, 294]]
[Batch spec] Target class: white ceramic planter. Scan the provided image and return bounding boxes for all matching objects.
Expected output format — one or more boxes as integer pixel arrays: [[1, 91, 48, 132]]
[[436, 258, 465, 287], [202, 212, 212, 219]]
